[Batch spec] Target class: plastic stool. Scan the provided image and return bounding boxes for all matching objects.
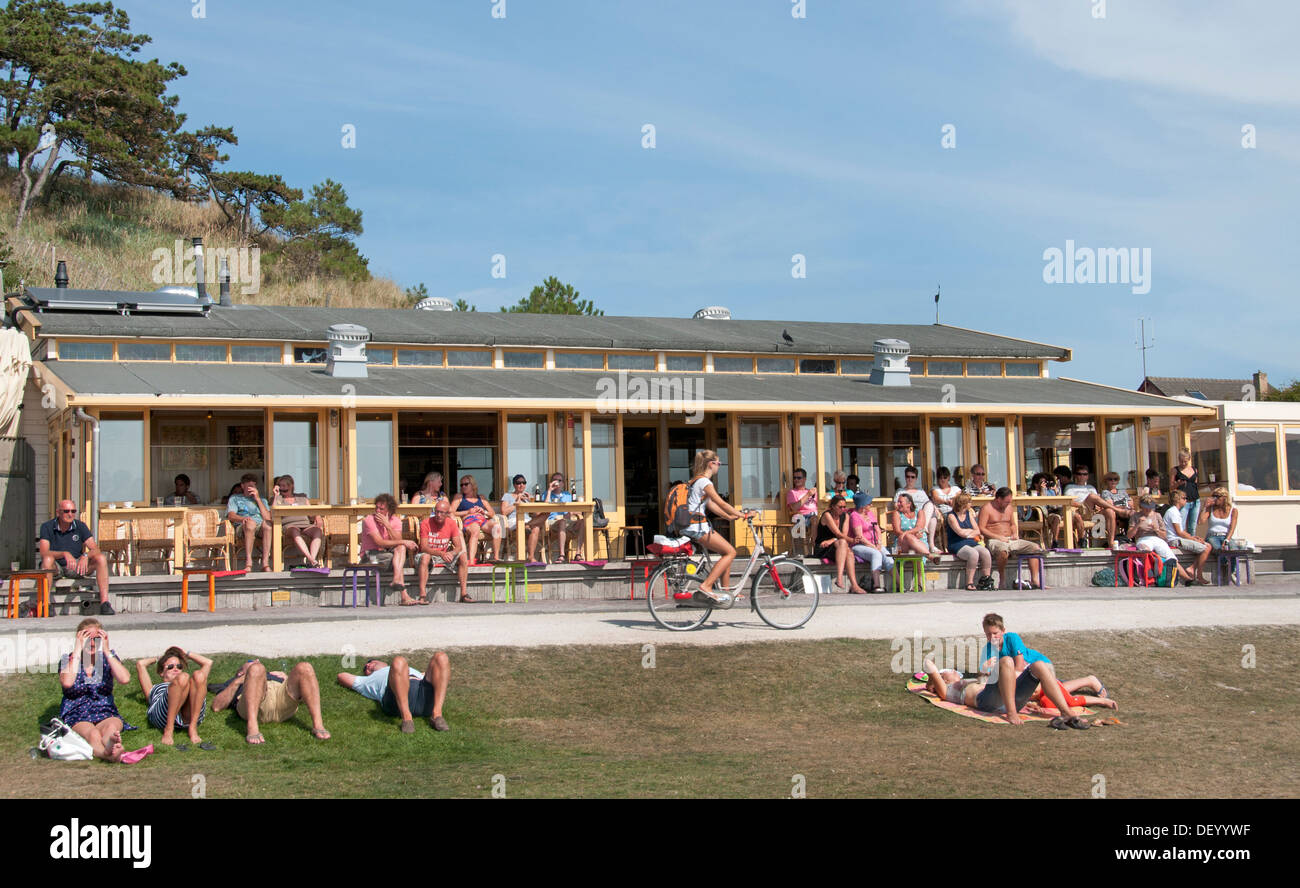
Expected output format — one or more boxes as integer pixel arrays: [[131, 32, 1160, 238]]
[[5, 570, 52, 618], [1215, 551, 1253, 586], [342, 563, 383, 607], [893, 555, 926, 593], [1014, 554, 1047, 590], [1113, 550, 1158, 587], [491, 561, 530, 603], [180, 568, 247, 613]]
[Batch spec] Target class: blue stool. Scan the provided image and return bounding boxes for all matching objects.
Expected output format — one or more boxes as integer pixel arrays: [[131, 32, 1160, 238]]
[[1013, 554, 1047, 590], [1215, 551, 1253, 586], [342, 563, 383, 607]]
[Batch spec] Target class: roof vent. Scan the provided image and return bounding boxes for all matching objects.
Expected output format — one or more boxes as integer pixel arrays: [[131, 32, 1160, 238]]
[[693, 306, 732, 320], [414, 296, 455, 311], [868, 338, 911, 387], [327, 323, 369, 378]]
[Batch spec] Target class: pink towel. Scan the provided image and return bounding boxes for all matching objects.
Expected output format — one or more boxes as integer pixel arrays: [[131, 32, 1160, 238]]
[[120, 744, 154, 764]]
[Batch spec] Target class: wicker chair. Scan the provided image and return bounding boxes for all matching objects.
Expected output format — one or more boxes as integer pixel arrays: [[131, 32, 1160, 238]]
[[323, 513, 357, 569], [184, 508, 230, 570], [97, 517, 133, 577], [132, 516, 175, 575]]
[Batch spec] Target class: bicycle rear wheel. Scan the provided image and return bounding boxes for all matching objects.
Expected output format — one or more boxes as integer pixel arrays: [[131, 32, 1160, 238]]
[[646, 559, 712, 631], [750, 558, 819, 629]]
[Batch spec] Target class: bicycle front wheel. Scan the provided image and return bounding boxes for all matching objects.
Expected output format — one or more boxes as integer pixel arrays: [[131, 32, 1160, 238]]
[[646, 559, 712, 631], [750, 558, 819, 629]]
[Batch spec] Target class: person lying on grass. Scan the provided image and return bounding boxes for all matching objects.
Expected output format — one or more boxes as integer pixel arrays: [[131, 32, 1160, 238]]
[[924, 658, 1118, 714], [135, 647, 211, 748], [210, 659, 331, 745], [338, 653, 451, 734], [976, 613, 1086, 727]]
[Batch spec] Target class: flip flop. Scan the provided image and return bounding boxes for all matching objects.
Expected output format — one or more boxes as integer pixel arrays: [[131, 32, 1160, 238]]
[[174, 743, 189, 751], [1096, 683, 1109, 699], [417, 597, 429, 605], [198, 741, 216, 751], [310, 727, 331, 740], [1065, 716, 1090, 730], [246, 732, 265, 745], [1049, 716, 1069, 730], [459, 594, 475, 603], [964, 583, 976, 591], [399, 599, 419, 606]]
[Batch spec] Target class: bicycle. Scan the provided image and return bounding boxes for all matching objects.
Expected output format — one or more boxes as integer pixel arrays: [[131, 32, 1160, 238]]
[[646, 516, 819, 631]]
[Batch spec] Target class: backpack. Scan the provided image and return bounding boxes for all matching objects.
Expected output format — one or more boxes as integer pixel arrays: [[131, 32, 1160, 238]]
[[1091, 567, 1115, 586], [39, 718, 95, 761], [591, 497, 609, 529], [664, 477, 705, 533]]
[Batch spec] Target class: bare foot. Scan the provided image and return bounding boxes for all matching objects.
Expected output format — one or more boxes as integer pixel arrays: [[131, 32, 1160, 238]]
[[188, 730, 203, 745], [159, 730, 175, 746], [104, 731, 124, 763]]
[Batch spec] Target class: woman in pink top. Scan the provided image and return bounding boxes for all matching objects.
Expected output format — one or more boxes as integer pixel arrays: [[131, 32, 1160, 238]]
[[786, 467, 819, 539], [361, 493, 417, 593]]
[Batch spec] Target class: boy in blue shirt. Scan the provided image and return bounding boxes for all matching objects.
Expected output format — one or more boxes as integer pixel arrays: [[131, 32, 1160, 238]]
[[974, 613, 1086, 728]]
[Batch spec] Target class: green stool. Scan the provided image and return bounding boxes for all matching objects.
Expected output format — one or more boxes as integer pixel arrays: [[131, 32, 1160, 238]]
[[491, 561, 530, 603], [893, 555, 927, 593]]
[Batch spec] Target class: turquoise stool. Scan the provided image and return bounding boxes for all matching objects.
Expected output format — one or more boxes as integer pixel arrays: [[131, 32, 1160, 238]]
[[893, 555, 926, 593], [491, 561, 530, 603]]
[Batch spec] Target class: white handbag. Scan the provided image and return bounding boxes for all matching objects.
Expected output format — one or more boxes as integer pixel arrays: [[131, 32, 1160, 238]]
[[39, 718, 95, 761]]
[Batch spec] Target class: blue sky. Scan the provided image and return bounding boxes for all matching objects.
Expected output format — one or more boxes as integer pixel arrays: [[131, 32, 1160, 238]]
[[127, 0, 1298, 388]]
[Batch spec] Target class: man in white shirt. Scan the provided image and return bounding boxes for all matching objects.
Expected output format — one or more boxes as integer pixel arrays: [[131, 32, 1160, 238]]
[[1164, 490, 1211, 583], [1062, 465, 1117, 548], [338, 652, 451, 733], [895, 465, 938, 548]]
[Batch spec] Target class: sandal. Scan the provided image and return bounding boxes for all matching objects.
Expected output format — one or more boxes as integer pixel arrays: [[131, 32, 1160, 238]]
[[459, 594, 475, 603], [1065, 716, 1090, 730], [310, 727, 331, 741], [417, 596, 429, 605], [245, 732, 265, 745], [964, 583, 976, 591]]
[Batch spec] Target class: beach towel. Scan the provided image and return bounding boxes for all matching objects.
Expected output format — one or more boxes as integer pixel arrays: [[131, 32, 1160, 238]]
[[906, 676, 1091, 724]]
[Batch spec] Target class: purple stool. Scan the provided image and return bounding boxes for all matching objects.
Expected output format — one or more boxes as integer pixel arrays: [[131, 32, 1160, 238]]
[[342, 563, 383, 607], [1013, 554, 1046, 589]]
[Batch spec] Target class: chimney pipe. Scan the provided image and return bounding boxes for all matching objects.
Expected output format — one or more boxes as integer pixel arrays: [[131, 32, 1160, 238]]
[[219, 257, 232, 307], [192, 237, 207, 302], [54, 260, 69, 289]]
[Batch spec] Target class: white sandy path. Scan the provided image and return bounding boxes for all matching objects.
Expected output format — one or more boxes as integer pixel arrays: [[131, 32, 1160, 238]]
[[4, 596, 1298, 672]]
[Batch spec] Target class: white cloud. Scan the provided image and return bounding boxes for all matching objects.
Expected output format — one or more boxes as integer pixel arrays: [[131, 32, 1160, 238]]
[[964, 0, 1300, 107]]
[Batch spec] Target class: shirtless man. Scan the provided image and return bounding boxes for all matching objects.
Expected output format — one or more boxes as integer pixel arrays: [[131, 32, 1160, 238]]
[[976, 487, 1043, 589]]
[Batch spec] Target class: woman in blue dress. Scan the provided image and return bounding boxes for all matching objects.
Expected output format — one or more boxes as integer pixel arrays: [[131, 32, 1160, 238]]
[[58, 618, 133, 762]]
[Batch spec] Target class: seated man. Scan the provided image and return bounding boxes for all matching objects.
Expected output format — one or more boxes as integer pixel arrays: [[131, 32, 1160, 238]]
[[1063, 464, 1116, 547], [272, 474, 324, 568], [414, 502, 470, 604], [171, 473, 200, 505], [895, 465, 938, 550], [361, 493, 417, 593], [210, 658, 330, 744], [226, 472, 272, 572], [962, 463, 996, 497], [500, 473, 534, 558], [976, 487, 1043, 589], [338, 653, 451, 734], [974, 613, 1086, 727], [39, 499, 113, 614], [135, 647, 212, 747], [543, 472, 585, 562]]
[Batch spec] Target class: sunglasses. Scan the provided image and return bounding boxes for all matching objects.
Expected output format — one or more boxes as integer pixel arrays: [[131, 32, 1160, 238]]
[[163, 662, 183, 671], [59, 508, 77, 513], [461, 482, 473, 487]]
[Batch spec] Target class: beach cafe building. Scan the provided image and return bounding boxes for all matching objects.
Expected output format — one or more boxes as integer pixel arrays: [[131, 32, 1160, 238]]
[[10, 277, 1278, 579]]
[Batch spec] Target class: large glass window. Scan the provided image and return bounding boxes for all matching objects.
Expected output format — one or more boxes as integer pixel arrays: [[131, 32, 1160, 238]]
[[822, 418, 837, 492], [118, 343, 170, 361], [60, 341, 113, 360], [757, 357, 795, 373], [356, 415, 394, 498], [503, 351, 544, 369], [231, 345, 281, 363], [1190, 425, 1223, 486], [507, 418, 549, 497], [1287, 427, 1300, 493], [397, 349, 442, 366], [1234, 426, 1280, 492], [1005, 362, 1039, 377], [666, 355, 703, 372], [739, 420, 780, 508], [608, 354, 654, 371], [447, 349, 493, 367], [967, 361, 1001, 377], [927, 360, 962, 376], [983, 419, 1010, 490], [929, 417, 966, 485], [100, 413, 144, 502], [554, 352, 603, 370], [800, 359, 835, 374], [798, 420, 816, 489], [273, 416, 318, 498], [573, 420, 617, 503], [1147, 424, 1175, 486], [176, 344, 227, 362], [367, 347, 393, 365], [293, 346, 327, 364], [1105, 420, 1139, 489], [1022, 417, 1095, 484], [840, 359, 872, 375], [714, 356, 753, 373]]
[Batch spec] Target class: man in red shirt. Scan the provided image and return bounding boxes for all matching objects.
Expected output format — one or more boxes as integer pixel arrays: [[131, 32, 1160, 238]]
[[416, 501, 470, 603]]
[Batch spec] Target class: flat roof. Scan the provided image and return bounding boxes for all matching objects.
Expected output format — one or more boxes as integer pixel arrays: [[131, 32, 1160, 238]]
[[23, 304, 1071, 359], [41, 361, 1203, 414]]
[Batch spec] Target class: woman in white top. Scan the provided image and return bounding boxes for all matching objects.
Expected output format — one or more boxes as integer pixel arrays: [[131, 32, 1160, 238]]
[[682, 449, 752, 603], [1199, 486, 1238, 551]]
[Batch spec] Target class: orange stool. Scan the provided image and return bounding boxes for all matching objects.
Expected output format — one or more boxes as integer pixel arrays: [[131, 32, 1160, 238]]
[[181, 567, 246, 613], [5, 570, 52, 618]]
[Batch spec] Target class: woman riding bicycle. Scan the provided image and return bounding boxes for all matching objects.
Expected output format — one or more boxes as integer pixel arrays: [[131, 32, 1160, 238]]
[[681, 449, 753, 604]]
